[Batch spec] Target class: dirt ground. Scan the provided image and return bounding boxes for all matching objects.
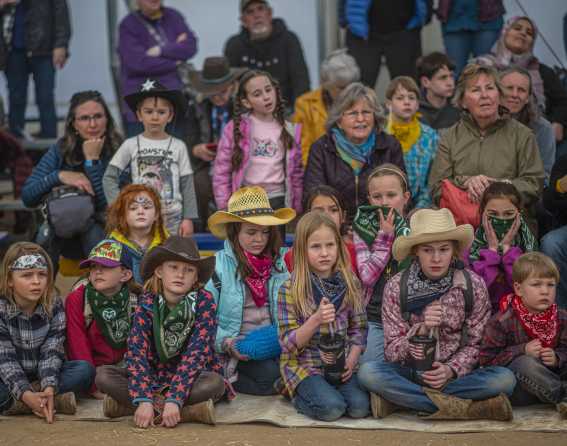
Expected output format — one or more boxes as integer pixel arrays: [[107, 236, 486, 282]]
[[0, 418, 565, 446]]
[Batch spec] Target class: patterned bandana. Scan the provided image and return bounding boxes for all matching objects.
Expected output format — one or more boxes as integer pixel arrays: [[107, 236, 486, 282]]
[[153, 292, 197, 363], [311, 271, 347, 311], [386, 114, 421, 153], [352, 205, 410, 246], [10, 254, 48, 271], [332, 127, 376, 176], [500, 294, 559, 348], [243, 250, 273, 307], [85, 283, 131, 349], [469, 215, 538, 261], [405, 260, 455, 315]]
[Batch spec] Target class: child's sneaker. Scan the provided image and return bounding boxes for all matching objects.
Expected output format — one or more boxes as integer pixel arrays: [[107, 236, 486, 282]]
[[54, 392, 77, 415]]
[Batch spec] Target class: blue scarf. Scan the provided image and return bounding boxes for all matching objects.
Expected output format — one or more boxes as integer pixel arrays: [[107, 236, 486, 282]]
[[331, 127, 376, 176], [311, 271, 347, 311]]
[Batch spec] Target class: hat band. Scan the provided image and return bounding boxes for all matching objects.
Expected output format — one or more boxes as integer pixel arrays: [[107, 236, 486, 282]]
[[202, 71, 235, 85], [232, 207, 274, 217]]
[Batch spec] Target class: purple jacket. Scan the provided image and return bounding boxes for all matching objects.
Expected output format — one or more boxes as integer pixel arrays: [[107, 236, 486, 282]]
[[436, 0, 505, 23], [212, 115, 303, 212], [118, 7, 197, 123]]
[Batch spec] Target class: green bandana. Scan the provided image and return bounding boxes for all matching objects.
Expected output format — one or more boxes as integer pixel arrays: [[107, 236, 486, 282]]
[[153, 292, 197, 363], [352, 205, 410, 246], [85, 283, 131, 349], [470, 215, 538, 261]]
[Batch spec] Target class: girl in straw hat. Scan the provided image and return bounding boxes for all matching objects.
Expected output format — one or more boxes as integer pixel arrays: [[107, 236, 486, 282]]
[[96, 236, 227, 428], [357, 208, 517, 421], [206, 185, 295, 395]]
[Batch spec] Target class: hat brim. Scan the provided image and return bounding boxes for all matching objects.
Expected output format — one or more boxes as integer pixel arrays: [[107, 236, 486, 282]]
[[208, 208, 296, 240], [392, 225, 474, 262], [124, 90, 187, 116], [140, 246, 216, 284], [188, 68, 247, 95], [79, 258, 122, 269]]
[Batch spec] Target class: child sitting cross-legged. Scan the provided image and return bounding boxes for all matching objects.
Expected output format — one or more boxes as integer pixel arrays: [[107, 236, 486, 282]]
[[65, 240, 140, 400], [480, 252, 567, 418], [96, 236, 228, 428]]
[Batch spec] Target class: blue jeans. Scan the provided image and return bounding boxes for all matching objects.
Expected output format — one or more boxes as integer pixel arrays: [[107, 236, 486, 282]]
[[358, 360, 516, 413], [508, 355, 566, 405], [360, 322, 384, 364], [443, 30, 501, 76], [541, 225, 567, 309], [234, 358, 280, 395], [5, 49, 57, 138], [293, 374, 369, 421], [0, 360, 95, 412]]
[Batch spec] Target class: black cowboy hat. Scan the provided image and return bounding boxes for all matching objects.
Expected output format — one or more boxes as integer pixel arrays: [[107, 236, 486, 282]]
[[124, 78, 187, 116], [140, 236, 216, 284], [189, 57, 247, 96]]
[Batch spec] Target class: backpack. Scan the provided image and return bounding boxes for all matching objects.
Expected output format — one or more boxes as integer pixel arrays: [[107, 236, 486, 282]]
[[44, 186, 95, 239]]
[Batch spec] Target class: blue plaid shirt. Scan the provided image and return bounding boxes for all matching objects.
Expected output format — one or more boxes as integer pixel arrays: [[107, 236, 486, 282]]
[[0, 297, 66, 400]]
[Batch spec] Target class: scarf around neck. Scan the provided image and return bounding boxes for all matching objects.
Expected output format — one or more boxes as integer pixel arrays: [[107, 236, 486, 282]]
[[405, 260, 455, 315], [85, 283, 131, 349], [469, 215, 537, 261], [500, 294, 559, 348], [243, 250, 273, 307], [153, 291, 197, 363], [352, 205, 410, 246], [332, 127, 376, 176], [386, 114, 421, 153], [311, 271, 347, 311]]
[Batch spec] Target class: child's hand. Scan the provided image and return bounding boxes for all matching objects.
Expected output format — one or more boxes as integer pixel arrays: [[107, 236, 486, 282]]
[[379, 208, 395, 235], [422, 362, 454, 389], [225, 337, 249, 361], [525, 339, 542, 358], [540, 347, 558, 368], [22, 390, 47, 419], [341, 351, 359, 382], [423, 301, 443, 329], [134, 402, 155, 429], [314, 297, 335, 326], [501, 214, 521, 254], [178, 219, 194, 237], [482, 213, 499, 253], [160, 402, 181, 428]]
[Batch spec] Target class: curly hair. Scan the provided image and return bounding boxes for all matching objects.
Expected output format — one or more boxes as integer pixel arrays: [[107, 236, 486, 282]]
[[105, 184, 167, 241], [231, 70, 294, 170]]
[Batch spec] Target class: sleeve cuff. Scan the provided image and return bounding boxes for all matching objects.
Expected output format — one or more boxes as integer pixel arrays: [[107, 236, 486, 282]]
[[164, 398, 183, 408], [40, 377, 58, 393], [132, 397, 153, 406]]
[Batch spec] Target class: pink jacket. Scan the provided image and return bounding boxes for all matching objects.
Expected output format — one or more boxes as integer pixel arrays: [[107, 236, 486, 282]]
[[212, 115, 303, 212]]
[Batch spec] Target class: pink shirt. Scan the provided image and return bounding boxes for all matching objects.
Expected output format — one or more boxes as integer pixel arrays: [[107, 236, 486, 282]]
[[242, 114, 285, 197]]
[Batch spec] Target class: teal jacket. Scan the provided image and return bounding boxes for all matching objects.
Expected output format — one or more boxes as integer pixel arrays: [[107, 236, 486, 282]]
[[205, 240, 290, 353]]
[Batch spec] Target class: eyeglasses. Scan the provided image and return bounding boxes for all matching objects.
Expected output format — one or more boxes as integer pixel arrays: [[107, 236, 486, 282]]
[[75, 113, 105, 123], [342, 110, 373, 120]]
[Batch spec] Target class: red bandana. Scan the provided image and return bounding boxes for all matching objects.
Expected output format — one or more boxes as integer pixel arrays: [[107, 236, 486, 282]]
[[243, 250, 273, 307], [500, 294, 559, 348]]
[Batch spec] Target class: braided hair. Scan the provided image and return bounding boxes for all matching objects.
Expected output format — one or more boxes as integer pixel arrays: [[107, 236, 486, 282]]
[[231, 70, 294, 170]]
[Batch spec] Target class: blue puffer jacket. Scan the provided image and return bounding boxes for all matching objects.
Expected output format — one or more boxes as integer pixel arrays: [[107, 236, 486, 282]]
[[205, 240, 290, 353], [339, 0, 432, 39]]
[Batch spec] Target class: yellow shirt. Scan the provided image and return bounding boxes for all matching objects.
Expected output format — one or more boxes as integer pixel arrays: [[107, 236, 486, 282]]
[[292, 88, 328, 166]]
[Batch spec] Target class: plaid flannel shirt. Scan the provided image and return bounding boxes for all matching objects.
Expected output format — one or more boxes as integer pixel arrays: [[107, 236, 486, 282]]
[[480, 306, 567, 369], [0, 297, 66, 400], [277, 279, 367, 396]]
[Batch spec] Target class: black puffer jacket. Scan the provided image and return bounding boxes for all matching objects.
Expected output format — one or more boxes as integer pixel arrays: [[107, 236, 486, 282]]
[[0, 0, 71, 60]]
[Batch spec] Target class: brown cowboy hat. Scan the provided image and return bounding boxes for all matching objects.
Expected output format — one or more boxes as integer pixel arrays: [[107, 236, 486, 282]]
[[124, 78, 187, 116], [189, 57, 247, 96], [140, 236, 215, 283]]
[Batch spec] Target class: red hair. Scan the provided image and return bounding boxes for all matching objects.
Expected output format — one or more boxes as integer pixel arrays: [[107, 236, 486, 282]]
[[106, 184, 167, 240]]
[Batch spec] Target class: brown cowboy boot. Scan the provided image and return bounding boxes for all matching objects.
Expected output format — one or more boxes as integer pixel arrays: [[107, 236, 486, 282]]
[[180, 399, 216, 425], [102, 395, 135, 418], [54, 392, 77, 415], [424, 388, 513, 421], [370, 392, 400, 418], [557, 402, 567, 419]]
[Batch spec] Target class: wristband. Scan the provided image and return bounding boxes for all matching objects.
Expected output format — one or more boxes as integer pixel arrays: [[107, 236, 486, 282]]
[[84, 159, 100, 167]]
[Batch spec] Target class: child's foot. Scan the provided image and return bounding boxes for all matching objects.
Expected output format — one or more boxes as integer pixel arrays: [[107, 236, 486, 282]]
[[102, 395, 135, 418], [557, 401, 567, 419], [2, 399, 32, 416], [54, 392, 77, 415], [370, 392, 399, 418]]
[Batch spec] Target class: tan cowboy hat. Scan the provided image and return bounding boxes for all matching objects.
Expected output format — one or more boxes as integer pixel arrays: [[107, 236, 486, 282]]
[[189, 57, 247, 96], [140, 236, 215, 283], [392, 208, 474, 262], [208, 186, 296, 240]]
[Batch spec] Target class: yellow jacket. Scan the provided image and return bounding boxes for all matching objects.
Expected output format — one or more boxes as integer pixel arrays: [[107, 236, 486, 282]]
[[292, 88, 328, 166]]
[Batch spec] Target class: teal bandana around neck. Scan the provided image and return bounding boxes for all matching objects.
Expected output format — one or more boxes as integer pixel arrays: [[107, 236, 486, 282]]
[[331, 127, 376, 176], [352, 205, 410, 246]]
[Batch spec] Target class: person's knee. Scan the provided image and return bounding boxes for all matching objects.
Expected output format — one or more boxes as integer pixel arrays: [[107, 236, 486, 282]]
[[483, 367, 517, 396], [346, 393, 370, 419], [357, 360, 386, 392], [94, 365, 114, 391], [317, 398, 347, 422], [541, 230, 566, 257]]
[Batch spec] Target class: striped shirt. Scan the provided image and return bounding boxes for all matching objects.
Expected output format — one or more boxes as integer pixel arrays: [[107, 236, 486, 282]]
[[0, 297, 66, 400]]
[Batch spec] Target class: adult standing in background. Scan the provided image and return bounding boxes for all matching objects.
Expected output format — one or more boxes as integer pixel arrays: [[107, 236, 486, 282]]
[[0, 0, 71, 139], [436, 0, 505, 76], [224, 0, 310, 111], [118, 0, 197, 136], [340, 0, 431, 88]]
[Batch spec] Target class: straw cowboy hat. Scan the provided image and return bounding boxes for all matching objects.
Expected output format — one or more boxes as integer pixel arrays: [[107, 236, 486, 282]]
[[392, 208, 474, 262], [208, 186, 296, 240], [124, 78, 187, 115], [189, 57, 247, 96], [140, 236, 215, 283]]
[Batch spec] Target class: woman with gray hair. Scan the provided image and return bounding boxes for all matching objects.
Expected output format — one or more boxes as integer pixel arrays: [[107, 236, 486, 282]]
[[303, 82, 405, 221], [428, 63, 543, 219], [293, 49, 361, 165]]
